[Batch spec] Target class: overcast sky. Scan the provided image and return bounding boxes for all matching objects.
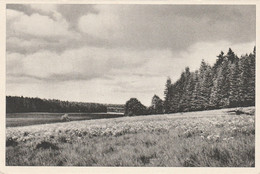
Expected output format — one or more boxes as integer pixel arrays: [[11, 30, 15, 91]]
[[6, 4, 256, 106]]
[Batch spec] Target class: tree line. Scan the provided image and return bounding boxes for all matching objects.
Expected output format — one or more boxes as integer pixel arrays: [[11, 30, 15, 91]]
[[6, 96, 107, 113], [105, 104, 125, 113], [125, 47, 255, 116]]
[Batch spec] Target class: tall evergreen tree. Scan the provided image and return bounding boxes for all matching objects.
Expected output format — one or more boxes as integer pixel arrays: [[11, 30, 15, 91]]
[[215, 51, 225, 67], [248, 47, 255, 105], [199, 63, 213, 109], [164, 77, 172, 113], [229, 60, 240, 107], [195, 60, 211, 110], [182, 71, 196, 111], [239, 55, 252, 106], [226, 48, 238, 63], [191, 71, 201, 110], [217, 58, 231, 107], [179, 67, 191, 111]]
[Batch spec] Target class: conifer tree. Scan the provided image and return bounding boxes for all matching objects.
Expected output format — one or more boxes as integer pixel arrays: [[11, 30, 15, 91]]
[[182, 71, 196, 111], [196, 60, 211, 110], [191, 71, 201, 110], [199, 64, 213, 109], [164, 77, 172, 113], [226, 48, 238, 63], [210, 72, 222, 109], [239, 56, 252, 106], [217, 58, 231, 107], [229, 60, 240, 107], [248, 47, 256, 105], [179, 67, 191, 111]]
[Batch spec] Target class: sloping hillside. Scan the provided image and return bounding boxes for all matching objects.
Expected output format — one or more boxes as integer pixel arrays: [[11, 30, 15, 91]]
[[6, 107, 254, 166]]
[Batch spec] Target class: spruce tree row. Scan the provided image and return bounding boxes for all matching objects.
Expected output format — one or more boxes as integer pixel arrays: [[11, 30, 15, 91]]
[[164, 47, 255, 113]]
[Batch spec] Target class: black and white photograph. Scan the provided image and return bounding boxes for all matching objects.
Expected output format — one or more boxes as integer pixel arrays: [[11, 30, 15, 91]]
[[4, 3, 256, 168]]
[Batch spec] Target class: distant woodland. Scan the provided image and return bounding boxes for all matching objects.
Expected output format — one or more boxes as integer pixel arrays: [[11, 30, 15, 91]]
[[125, 47, 255, 116], [6, 96, 107, 113]]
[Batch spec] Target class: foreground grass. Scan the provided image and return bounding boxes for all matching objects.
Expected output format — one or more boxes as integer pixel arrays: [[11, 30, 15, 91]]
[[6, 107, 255, 167]]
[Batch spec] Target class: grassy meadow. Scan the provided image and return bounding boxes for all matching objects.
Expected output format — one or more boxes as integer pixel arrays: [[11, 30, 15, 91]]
[[6, 112, 124, 127], [6, 107, 255, 167]]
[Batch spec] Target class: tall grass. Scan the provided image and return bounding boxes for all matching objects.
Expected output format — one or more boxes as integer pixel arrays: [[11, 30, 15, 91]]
[[6, 107, 255, 167]]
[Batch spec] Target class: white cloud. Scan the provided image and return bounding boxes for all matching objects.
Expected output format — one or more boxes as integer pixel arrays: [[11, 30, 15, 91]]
[[12, 13, 69, 37], [6, 53, 25, 75], [7, 46, 169, 81], [29, 4, 57, 13], [6, 9, 23, 21], [78, 5, 122, 39], [29, 4, 65, 22], [7, 7, 72, 38], [7, 37, 48, 49]]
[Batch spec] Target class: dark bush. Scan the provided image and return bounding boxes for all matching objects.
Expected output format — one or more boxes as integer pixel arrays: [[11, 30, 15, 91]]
[[23, 132, 29, 136], [124, 98, 147, 116], [35, 141, 59, 150], [6, 137, 18, 147]]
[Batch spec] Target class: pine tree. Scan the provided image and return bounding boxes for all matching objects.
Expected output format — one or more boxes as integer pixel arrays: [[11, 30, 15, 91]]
[[226, 48, 238, 63], [164, 77, 172, 113], [200, 64, 213, 109], [229, 60, 240, 107], [219, 58, 231, 107], [239, 55, 252, 106], [249, 47, 255, 105], [215, 51, 225, 67], [191, 70, 202, 111], [170, 83, 180, 113], [195, 60, 212, 110], [179, 67, 192, 111], [248, 46, 256, 105], [182, 71, 196, 112], [210, 68, 223, 109]]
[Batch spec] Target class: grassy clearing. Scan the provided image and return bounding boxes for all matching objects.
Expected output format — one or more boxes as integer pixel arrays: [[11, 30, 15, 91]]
[[6, 107, 255, 167], [6, 112, 123, 127]]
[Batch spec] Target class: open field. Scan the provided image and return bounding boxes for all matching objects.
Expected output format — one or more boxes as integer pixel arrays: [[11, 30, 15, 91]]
[[6, 112, 124, 127], [6, 107, 255, 167]]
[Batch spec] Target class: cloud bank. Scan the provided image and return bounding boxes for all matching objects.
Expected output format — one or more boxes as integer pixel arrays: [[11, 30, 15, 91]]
[[6, 4, 256, 105]]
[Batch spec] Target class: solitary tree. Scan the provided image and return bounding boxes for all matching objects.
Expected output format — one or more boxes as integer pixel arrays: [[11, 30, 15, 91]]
[[124, 98, 147, 116]]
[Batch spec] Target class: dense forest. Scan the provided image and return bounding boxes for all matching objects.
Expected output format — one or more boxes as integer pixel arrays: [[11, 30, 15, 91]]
[[6, 96, 107, 113], [125, 47, 255, 116]]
